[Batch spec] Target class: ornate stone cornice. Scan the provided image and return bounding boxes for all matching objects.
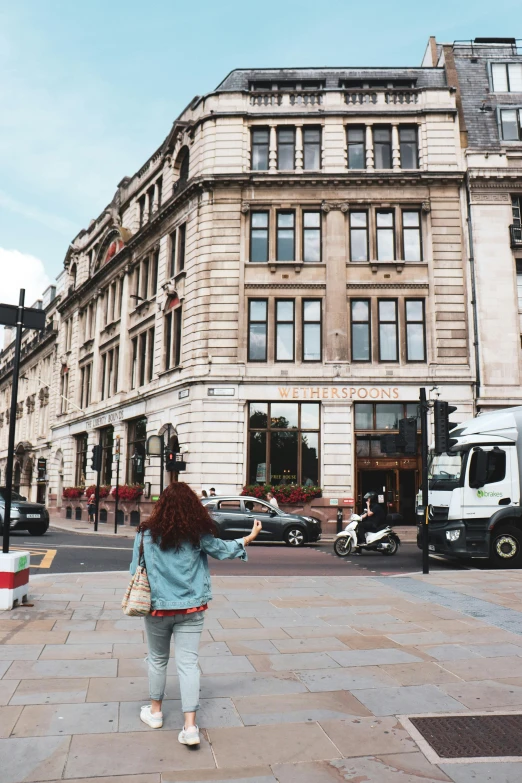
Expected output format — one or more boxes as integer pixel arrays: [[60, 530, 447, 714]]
[[244, 283, 326, 289], [347, 282, 428, 289]]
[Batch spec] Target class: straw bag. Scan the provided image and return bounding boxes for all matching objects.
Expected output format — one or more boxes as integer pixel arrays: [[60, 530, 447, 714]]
[[122, 532, 151, 616]]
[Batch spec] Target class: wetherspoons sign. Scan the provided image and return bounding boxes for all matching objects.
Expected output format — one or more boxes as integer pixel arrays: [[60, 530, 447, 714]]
[[278, 386, 400, 400]]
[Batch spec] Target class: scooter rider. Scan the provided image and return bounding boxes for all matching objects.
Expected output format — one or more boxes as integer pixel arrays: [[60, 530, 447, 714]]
[[358, 491, 387, 544]]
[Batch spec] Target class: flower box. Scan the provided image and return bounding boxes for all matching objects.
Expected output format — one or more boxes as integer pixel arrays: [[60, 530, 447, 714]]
[[62, 487, 84, 500]]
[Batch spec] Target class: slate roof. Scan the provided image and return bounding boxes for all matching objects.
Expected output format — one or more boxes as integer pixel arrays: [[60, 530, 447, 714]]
[[452, 43, 522, 149], [215, 67, 446, 92]]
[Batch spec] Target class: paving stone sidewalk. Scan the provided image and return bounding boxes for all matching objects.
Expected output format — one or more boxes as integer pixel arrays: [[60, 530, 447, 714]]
[[2, 570, 522, 782]]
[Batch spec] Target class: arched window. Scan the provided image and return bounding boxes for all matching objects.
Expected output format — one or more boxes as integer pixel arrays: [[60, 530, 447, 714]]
[[174, 146, 190, 186], [70, 263, 77, 291]]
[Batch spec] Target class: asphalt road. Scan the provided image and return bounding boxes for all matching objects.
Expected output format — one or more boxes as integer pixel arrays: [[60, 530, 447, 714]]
[[4, 526, 487, 576]]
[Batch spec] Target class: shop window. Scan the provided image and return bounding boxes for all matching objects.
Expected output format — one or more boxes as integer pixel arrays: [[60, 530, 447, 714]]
[[378, 300, 398, 361], [373, 126, 392, 169], [376, 211, 395, 261], [250, 212, 269, 262], [303, 127, 321, 170], [402, 210, 422, 261], [275, 300, 295, 361], [127, 417, 147, 485], [349, 212, 368, 262], [251, 128, 269, 170], [248, 401, 320, 486], [303, 211, 321, 262], [399, 126, 418, 169], [350, 299, 371, 361], [355, 402, 421, 433], [277, 127, 295, 170], [347, 126, 365, 169], [74, 433, 88, 486], [277, 211, 295, 260], [302, 300, 322, 361], [405, 299, 426, 361], [248, 299, 268, 362]]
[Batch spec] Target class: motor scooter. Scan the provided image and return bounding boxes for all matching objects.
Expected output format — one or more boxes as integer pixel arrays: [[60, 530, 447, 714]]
[[333, 513, 400, 557]]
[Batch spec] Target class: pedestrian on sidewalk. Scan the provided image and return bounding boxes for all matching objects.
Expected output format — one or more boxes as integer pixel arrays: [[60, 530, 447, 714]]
[[87, 493, 96, 524], [266, 491, 279, 508], [130, 481, 262, 744]]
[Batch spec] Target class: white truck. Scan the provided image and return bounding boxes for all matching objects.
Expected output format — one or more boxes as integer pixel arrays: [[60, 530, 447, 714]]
[[419, 406, 522, 567]]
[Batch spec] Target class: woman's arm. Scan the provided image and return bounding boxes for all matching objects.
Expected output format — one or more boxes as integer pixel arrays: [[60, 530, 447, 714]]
[[201, 520, 262, 561], [129, 532, 141, 573]]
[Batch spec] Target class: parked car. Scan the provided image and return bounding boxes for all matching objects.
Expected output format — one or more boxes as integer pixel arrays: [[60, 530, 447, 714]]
[[202, 495, 321, 546], [0, 488, 50, 536]]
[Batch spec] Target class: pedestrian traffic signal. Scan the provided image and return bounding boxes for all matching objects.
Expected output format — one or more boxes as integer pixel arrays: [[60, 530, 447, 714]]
[[380, 434, 401, 454], [91, 445, 102, 472], [434, 400, 458, 454], [165, 451, 176, 471], [37, 457, 47, 480], [399, 417, 417, 455]]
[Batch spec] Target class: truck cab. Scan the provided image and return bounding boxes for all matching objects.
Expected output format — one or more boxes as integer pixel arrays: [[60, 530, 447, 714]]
[[419, 406, 522, 567]]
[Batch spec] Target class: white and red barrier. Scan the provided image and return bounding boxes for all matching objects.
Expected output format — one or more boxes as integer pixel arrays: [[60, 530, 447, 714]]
[[0, 551, 30, 610]]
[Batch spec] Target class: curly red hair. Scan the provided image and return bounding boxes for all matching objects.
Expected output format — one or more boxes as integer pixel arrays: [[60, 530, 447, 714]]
[[140, 482, 216, 550]]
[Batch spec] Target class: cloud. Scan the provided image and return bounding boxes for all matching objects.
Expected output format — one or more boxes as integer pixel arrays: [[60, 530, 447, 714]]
[[0, 248, 51, 346]]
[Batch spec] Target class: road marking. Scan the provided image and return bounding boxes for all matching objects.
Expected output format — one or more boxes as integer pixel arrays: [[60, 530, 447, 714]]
[[10, 545, 57, 569], [49, 545, 133, 551]]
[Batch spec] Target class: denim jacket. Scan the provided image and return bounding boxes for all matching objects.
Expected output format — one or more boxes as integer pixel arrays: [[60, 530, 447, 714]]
[[130, 530, 247, 610]]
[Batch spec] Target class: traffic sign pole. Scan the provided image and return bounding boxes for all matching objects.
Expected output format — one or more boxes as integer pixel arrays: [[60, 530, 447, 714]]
[[2, 290, 25, 554], [420, 387, 430, 575]]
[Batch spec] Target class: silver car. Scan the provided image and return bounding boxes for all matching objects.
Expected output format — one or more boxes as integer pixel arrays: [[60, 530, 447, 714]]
[[0, 488, 50, 536]]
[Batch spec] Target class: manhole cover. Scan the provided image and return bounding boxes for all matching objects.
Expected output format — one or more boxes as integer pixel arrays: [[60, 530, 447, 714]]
[[410, 714, 522, 759]]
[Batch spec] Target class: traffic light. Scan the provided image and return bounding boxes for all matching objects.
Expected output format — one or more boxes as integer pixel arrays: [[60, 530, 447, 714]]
[[37, 457, 47, 480], [380, 434, 401, 454], [91, 445, 102, 472], [165, 451, 176, 471], [399, 417, 417, 455], [434, 400, 458, 454]]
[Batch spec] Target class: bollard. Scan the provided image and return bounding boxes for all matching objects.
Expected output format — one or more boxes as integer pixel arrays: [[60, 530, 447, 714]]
[[0, 550, 31, 610], [336, 507, 343, 534]]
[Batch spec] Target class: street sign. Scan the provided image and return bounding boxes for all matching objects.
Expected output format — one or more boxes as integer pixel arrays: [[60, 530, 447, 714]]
[[0, 303, 45, 330], [343, 498, 355, 505]]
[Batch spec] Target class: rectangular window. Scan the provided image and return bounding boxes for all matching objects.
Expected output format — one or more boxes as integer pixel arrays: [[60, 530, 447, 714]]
[[351, 299, 371, 361], [178, 224, 186, 271], [151, 249, 159, 294], [164, 311, 172, 370], [405, 299, 426, 362], [251, 128, 269, 170], [248, 299, 268, 362], [349, 212, 368, 262], [174, 306, 182, 367], [147, 186, 155, 220], [492, 63, 522, 92], [139, 332, 147, 387], [399, 126, 418, 169], [75, 433, 88, 486], [126, 417, 146, 485], [303, 127, 321, 170], [277, 127, 295, 170], [516, 261, 522, 310], [101, 354, 107, 401], [250, 211, 269, 262], [302, 299, 321, 361], [277, 211, 295, 261], [118, 280, 124, 319], [347, 127, 365, 169], [107, 349, 114, 398], [374, 127, 392, 169], [134, 264, 141, 298], [376, 211, 395, 261], [275, 300, 295, 361], [156, 176, 162, 210], [142, 257, 149, 299], [104, 290, 109, 325], [500, 109, 522, 140], [138, 196, 146, 228], [402, 210, 422, 261], [247, 402, 320, 486], [131, 337, 138, 389], [147, 327, 155, 381], [110, 282, 117, 321], [303, 211, 321, 262], [169, 230, 177, 277], [114, 345, 119, 393], [378, 300, 398, 361]]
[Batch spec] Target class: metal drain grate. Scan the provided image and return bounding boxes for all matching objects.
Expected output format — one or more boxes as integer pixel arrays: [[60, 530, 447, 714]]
[[410, 714, 522, 759]]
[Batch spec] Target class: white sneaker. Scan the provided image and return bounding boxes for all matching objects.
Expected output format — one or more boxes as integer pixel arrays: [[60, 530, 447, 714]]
[[140, 705, 163, 729], [178, 725, 200, 746]]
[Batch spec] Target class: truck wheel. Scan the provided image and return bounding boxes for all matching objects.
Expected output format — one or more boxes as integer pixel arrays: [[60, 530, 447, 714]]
[[491, 525, 522, 568]]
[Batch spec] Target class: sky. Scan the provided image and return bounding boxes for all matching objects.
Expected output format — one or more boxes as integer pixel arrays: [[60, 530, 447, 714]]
[[0, 0, 520, 310]]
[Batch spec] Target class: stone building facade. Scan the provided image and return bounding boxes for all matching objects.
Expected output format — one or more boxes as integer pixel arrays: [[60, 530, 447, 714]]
[[424, 37, 522, 411], [1, 53, 478, 527]]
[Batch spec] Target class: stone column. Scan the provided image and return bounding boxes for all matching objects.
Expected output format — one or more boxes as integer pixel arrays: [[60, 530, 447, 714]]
[[324, 207, 349, 363], [392, 124, 401, 170], [269, 125, 277, 172], [365, 125, 374, 170], [295, 125, 303, 172], [91, 291, 103, 403], [117, 269, 131, 392]]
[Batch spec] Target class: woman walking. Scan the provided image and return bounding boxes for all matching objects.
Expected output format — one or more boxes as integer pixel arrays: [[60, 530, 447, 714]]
[[129, 482, 261, 744]]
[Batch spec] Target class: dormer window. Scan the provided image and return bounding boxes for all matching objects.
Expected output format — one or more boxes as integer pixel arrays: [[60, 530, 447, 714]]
[[491, 63, 522, 92]]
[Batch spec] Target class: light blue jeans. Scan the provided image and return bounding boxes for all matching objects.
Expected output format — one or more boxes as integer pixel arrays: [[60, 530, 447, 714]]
[[144, 611, 205, 712]]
